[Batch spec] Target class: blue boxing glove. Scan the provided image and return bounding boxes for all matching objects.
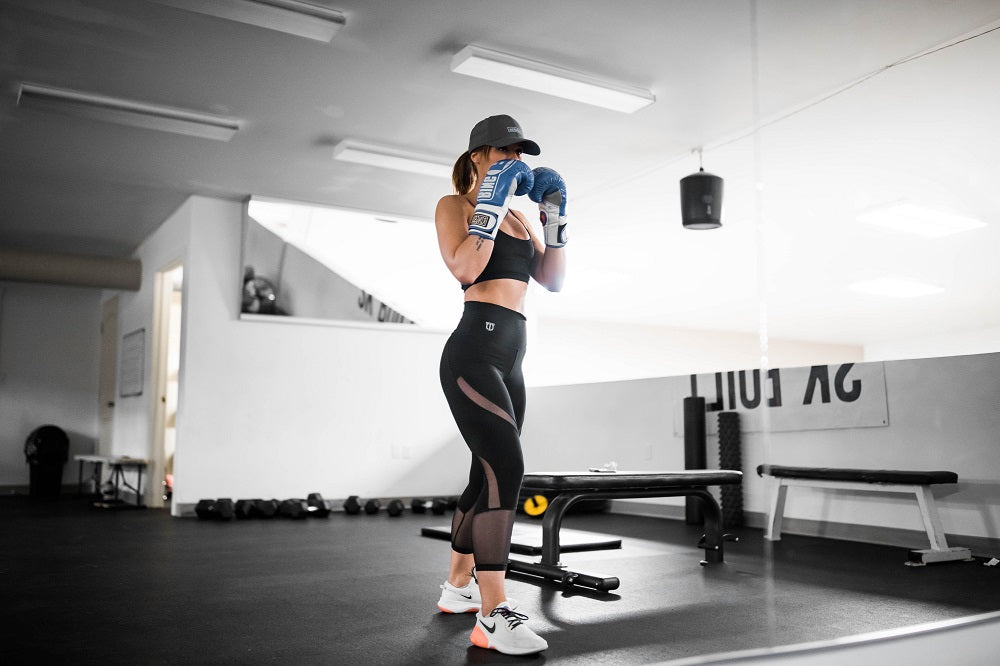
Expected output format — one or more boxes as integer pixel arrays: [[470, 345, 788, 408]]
[[469, 159, 534, 241], [528, 167, 568, 248]]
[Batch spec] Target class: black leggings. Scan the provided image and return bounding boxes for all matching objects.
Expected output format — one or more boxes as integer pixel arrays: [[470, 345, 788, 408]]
[[439, 301, 527, 572]]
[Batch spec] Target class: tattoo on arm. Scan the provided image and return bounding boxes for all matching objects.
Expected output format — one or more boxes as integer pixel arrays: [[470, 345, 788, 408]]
[[475, 237, 484, 251]]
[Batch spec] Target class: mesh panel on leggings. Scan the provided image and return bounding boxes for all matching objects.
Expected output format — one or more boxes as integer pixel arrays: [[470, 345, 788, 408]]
[[451, 507, 474, 554], [471, 508, 516, 571]]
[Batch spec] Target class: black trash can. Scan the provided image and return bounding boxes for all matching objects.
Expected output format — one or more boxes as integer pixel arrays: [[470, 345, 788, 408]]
[[24, 425, 70, 497]]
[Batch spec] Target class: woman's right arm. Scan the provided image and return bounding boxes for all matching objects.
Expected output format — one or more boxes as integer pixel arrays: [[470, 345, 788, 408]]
[[435, 195, 493, 285]]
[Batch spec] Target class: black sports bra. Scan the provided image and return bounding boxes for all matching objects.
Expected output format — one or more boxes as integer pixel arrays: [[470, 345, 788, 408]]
[[461, 229, 534, 291]]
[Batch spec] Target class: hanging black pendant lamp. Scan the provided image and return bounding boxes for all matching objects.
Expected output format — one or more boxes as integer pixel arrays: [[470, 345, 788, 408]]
[[680, 150, 723, 229]]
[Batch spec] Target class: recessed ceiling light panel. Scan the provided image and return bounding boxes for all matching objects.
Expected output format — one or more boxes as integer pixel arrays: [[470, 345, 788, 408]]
[[849, 277, 944, 298], [332, 140, 452, 179], [451, 45, 654, 113], [857, 202, 986, 238], [152, 0, 346, 42], [16, 82, 241, 141]]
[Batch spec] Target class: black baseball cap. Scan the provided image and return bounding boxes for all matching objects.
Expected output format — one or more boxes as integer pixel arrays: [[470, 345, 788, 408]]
[[467, 114, 540, 155]]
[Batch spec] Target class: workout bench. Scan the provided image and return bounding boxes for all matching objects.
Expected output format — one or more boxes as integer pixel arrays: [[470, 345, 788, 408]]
[[75, 454, 148, 509], [756, 464, 970, 565], [506, 469, 743, 591]]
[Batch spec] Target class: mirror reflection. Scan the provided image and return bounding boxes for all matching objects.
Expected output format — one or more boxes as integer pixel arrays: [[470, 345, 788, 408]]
[[242, 197, 459, 328]]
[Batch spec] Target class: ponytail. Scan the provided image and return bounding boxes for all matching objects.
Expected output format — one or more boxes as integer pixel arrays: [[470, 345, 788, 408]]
[[452, 150, 477, 195]]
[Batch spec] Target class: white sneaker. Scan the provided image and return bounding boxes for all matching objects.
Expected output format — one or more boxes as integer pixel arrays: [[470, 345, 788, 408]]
[[470, 601, 548, 655], [437, 578, 480, 613], [437, 568, 518, 614]]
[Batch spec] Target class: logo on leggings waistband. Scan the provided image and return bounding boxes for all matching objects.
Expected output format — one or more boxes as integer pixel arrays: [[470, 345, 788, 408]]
[[485, 321, 495, 332]]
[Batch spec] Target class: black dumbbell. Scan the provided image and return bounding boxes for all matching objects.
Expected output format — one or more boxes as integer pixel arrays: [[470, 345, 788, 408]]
[[307, 492, 332, 518], [195, 498, 216, 520], [364, 498, 382, 515], [279, 498, 309, 519], [217, 498, 235, 520], [196, 497, 235, 521], [387, 499, 404, 517], [216, 498, 235, 520], [255, 499, 280, 518], [235, 498, 261, 519], [344, 495, 361, 515], [431, 497, 449, 515]]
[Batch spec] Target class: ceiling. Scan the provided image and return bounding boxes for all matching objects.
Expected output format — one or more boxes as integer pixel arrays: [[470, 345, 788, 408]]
[[2, 0, 999, 347]]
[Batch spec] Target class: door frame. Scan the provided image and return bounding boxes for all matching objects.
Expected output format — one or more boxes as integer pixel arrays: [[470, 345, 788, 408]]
[[98, 296, 119, 456], [151, 261, 183, 510]]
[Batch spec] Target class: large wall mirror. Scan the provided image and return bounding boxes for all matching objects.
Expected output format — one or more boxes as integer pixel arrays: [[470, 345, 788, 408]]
[[241, 196, 459, 329], [239, 13, 998, 374]]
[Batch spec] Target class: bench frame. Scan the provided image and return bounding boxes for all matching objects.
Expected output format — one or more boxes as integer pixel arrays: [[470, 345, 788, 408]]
[[75, 454, 148, 508], [762, 474, 971, 565], [506, 470, 742, 591]]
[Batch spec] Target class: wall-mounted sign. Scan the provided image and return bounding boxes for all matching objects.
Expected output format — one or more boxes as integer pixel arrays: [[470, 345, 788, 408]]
[[120, 328, 145, 397], [681, 362, 888, 434]]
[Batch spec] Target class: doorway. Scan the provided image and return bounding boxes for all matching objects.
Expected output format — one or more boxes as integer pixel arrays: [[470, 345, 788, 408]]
[[152, 263, 183, 510]]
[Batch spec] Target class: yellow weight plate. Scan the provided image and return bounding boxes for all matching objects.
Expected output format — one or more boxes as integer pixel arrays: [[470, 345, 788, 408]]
[[523, 494, 548, 516]]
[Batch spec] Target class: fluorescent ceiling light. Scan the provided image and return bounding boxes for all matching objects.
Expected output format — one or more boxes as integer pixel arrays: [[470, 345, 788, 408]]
[[152, 0, 345, 42], [451, 45, 654, 113], [857, 202, 986, 238], [16, 82, 240, 141], [333, 140, 452, 179], [849, 277, 944, 298]]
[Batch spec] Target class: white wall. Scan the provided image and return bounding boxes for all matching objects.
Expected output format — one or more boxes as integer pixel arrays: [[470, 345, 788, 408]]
[[109, 197, 192, 476], [522, 353, 1000, 544], [126, 197, 463, 513], [864, 324, 1000, 362], [0, 282, 101, 487], [3, 189, 994, 552], [150, 196, 864, 511], [153, 196, 860, 512], [116, 194, 998, 539], [527, 316, 863, 386], [12, 191, 986, 544]]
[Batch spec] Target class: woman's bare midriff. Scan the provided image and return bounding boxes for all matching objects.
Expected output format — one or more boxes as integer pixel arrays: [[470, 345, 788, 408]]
[[464, 278, 528, 314]]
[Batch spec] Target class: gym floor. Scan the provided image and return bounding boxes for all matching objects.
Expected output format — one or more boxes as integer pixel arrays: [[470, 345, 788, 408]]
[[5, 495, 998, 665]]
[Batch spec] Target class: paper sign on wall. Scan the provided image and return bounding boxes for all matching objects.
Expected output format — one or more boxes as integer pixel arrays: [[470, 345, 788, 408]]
[[120, 328, 145, 398], [684, 362, 888, 434]]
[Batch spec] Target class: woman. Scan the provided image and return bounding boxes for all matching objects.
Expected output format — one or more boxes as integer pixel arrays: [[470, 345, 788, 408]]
[[434, 114, 567, 656]]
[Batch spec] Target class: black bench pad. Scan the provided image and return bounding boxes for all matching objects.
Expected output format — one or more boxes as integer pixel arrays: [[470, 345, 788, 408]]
[[756, 464, 957, 485], [522, 470, 743, 492]]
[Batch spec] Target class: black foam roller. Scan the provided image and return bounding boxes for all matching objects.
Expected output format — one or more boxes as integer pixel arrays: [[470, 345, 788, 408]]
[[683, 396, 707, 524], [717, 411, 743, 528]]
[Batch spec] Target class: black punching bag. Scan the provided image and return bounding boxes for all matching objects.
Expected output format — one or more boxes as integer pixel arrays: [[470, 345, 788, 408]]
[[680, 168, 723, 229], [683, 396, 707, 524]]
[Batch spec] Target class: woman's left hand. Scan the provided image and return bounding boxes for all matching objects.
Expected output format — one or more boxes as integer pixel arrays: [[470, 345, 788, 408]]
[[529, 167, 568, 248]]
